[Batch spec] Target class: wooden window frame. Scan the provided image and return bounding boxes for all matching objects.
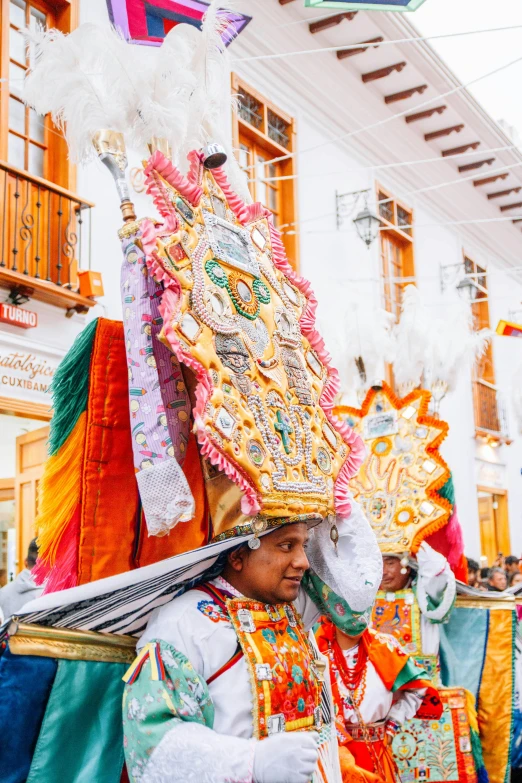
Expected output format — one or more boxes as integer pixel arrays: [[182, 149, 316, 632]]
[[464, 251, 509, 443], [375, 182, 415, 320], [231, 73, 299, 271], [0, 397, 52, 421], [0, 0, 79, 191]]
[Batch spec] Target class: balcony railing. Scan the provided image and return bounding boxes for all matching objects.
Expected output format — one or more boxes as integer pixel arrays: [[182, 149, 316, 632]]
[[473, 379, 510, 441], [0, 161, 95, 311]]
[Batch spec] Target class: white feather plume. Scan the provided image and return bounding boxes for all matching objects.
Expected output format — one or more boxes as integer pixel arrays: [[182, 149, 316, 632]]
[[392, 285, 491, 399], [24, 12, 251, 200], [23, 24, 146, 162], [392, 285, 431, 392], [181, 1, 252, 202], [425, 293, 490, 393], [133, 24, 200, 159], [343, 302, 396, 393]]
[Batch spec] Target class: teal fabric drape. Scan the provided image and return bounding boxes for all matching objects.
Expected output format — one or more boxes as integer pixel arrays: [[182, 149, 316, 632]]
[[27, 659, 127, 783], [439, 606, 488, 697]]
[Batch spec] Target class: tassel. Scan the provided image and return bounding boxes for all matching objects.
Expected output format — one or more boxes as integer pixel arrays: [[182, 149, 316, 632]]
[[33, 505, 81, 592], [36, 412, 86, 565], [47, 318, 98, 455], [466, 689, 489, 783]]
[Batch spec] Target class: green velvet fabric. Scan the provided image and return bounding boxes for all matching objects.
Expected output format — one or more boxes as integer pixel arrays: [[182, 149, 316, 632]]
[[26, 659, 126, 783], [302, 571, 372, 636], [391, 656, 430, 693]]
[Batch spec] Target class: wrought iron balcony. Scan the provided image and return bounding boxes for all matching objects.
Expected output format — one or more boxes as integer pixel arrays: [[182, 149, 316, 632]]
[[473, 379, 511, 443], [0, 161, 95, 312]]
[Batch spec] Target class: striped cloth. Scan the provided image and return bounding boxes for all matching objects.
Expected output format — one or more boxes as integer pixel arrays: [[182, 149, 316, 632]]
[[2, 537, 246, 640]]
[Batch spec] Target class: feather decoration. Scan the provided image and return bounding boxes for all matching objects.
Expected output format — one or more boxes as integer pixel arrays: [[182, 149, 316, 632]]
[[181, 1, 252, 202], [132, 24, 200, 159], [343, 302, 395, 395], [392, 285, 431, 394], [24, 24, 152, 162], [425, 292, 490, 394], [393, 285, 491, 403]]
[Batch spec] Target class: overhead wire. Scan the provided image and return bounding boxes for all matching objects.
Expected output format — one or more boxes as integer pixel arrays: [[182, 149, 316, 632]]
[[246, 144, 521, 184], [241, 53, 522, 170], [235, 24, 522, 63]]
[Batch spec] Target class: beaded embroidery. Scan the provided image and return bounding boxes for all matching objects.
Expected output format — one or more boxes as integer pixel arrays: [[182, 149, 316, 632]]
[[372, 590, 422, 656], [335, 383, 451, 554], [226, 597, 322, 739], [141, 153, 358, 532]]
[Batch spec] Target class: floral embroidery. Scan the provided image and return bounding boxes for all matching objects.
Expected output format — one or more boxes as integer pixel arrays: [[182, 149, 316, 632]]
[[227, 598, 321, 739], [292, 664, 304, 684], [261, 628, 277, 645], [122, 641, 215, 783], [197, 599, 228, 623]]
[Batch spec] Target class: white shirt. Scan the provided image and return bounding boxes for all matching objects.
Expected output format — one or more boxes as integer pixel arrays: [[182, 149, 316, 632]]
[[337, 645, 424, 726], [138, 576, 321, 739]]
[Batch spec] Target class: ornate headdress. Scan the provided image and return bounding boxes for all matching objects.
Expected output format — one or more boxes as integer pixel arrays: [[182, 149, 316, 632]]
[[25, 6, 365, 558], [334, 383, 452, 555]]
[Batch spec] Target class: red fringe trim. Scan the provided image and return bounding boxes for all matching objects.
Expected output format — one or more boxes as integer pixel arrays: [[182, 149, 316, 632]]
[[34, 504, 81, 593]]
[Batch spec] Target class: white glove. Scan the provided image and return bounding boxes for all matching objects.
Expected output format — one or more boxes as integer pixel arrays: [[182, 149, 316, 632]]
[[253, 732, 320, 783], [416, 542, 447, 580]]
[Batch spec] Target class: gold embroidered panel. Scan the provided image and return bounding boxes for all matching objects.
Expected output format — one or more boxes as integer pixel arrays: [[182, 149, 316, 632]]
[[335, 384, 451, 554], [140, 152, 356, 531]]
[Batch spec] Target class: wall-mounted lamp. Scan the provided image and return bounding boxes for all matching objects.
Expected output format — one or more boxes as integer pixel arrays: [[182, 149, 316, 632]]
[[336, 189, 381, 248]]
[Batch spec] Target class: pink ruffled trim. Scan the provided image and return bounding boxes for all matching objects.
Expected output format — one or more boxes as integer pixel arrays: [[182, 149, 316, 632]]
[[143, 151, 363, 518], [159, 287, 261, 516], [144, 151, 203, 218]]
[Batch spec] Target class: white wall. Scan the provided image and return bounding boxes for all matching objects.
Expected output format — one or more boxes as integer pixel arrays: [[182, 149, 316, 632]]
[[0, 414, 45, 479]]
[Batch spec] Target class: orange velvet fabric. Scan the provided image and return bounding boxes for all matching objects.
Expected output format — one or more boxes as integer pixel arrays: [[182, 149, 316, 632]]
[[341, 740, 396, 783], [338, 745, 387, 783], [77, 319, 208, 584]]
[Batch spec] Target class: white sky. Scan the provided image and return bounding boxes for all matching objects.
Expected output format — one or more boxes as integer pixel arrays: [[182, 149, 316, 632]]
[[413, 0, 522, 141]]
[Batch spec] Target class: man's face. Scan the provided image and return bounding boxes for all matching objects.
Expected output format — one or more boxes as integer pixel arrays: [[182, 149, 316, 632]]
[[489, 570, 507, 591], [506, 561, 520, 575], [224, 523, 310, 604], [380, 556, 411, 592]]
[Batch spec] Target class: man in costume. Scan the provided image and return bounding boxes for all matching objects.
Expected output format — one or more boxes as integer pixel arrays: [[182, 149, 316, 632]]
[[124, 520, 357, 783], [333, 385, 498, 783], [315, 614, 442, 783], [310, 542, 444, 783], [373, 543, 455, 678]]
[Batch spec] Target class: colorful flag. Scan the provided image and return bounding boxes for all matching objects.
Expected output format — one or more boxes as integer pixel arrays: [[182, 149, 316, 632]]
[[106, 0, 251, 47]]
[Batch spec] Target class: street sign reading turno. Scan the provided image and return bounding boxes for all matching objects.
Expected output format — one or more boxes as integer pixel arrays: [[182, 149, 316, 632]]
[[305, 0, 428, 11]]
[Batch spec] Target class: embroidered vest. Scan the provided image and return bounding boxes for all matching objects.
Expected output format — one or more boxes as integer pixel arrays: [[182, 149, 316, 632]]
[[227, 597, 323, 739], [199, 583, 322, 739], [372, 589, 439, 683]]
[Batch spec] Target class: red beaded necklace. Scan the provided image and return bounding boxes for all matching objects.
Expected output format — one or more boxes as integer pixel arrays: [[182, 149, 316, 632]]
[[330, 634, 368, 696]]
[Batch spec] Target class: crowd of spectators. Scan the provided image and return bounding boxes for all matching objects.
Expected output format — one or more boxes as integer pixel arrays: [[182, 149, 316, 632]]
[[467, 555, 522, 592]]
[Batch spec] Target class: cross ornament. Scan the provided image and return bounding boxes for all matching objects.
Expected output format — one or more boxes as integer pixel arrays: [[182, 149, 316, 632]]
[[274, 409, 294, 454]]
